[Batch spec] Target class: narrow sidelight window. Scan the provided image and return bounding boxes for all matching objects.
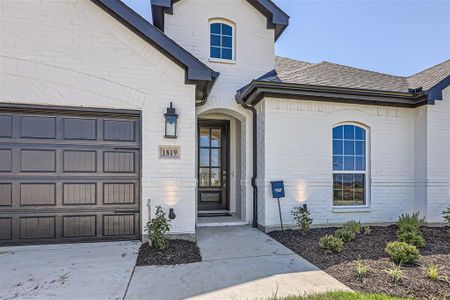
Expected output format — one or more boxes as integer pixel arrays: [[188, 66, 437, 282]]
[[210, 22, 234, 60], [332, 124, 368, 206]]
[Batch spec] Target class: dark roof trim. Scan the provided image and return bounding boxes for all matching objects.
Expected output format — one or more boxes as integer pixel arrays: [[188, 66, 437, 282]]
[[236, 81, 431, 108], [151, 0, 290, 41], [426, 75, 450, 101], [92, 0, 219, 100]]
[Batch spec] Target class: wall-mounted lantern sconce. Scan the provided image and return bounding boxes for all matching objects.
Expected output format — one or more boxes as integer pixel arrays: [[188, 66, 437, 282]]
[[169, 208, 176, 220], [164, 102, 178, 139]]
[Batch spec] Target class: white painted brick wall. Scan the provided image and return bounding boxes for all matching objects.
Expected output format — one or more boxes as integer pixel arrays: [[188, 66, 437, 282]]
[[0, 0, 198, 235], [426, 86, 450, 222], [259, 98, 426, 227]]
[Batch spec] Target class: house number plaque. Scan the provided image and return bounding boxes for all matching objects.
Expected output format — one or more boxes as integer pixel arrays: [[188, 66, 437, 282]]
[[159, 145, 181, 159]]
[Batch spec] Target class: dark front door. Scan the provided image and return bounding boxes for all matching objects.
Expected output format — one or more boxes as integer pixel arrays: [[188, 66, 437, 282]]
[[198, 120, 229, 211]]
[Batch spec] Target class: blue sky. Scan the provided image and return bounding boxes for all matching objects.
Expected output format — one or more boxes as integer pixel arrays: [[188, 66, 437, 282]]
[[123, 0, 450, 76]]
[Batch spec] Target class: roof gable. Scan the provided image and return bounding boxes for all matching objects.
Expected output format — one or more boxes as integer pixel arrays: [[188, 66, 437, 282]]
[[151, 0, 289, 41], [91, 0, 218, 100]]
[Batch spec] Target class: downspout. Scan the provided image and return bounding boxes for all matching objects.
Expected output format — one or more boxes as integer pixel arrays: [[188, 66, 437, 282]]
[[195, 98, 207, 107], [241, 103, 258, 228]]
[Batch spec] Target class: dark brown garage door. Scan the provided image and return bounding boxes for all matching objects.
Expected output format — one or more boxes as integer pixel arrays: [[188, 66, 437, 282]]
[[0, 105, 141, 246]]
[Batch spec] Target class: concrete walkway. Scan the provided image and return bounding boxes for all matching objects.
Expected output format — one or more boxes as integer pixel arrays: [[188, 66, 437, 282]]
[[126, 226, 350, 300], [0, 241, 139, 300]]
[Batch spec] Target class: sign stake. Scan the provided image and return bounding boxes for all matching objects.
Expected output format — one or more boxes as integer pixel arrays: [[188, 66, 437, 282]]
[[277, 197, 284, 233], [271, 181, 286, 234]]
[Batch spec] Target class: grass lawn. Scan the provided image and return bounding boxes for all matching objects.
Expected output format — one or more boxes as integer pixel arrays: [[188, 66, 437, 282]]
[[272, 291, 410, 300]]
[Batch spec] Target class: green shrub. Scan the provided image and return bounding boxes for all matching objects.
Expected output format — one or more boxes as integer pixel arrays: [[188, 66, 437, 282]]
[[335, 228, 356, 243], [355, 260, 369, 282], [145, 206, 171, 251], [342, 220, 362, 234], [443, 207, 450, 224], [397, 212, 424, 232], [384, 241, 420, 264], [397, 224, 419, 235], [383, 264, 404, 284], [291, 206, 313, 235], [319, 235, 344, 253], [398, 230, 426, 248]]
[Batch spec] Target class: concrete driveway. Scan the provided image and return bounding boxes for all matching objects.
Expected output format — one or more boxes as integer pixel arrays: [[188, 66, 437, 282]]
[[126, 226, 350, 300], [0, 241, 139, 300]]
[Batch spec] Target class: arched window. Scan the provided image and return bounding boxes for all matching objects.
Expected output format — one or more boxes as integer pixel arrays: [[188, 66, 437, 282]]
[[332, 124, 368, 206], [210, 21, 234, 60]]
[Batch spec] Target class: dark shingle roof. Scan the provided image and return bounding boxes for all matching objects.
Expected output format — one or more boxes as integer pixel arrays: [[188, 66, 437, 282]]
[[265, 56, 450, 93], [407, 60, 450, 90]]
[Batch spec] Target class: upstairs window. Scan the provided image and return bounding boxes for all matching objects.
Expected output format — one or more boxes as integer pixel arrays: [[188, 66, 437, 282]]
[[332, 124, 368, 206], [210, 22, 234, 61]]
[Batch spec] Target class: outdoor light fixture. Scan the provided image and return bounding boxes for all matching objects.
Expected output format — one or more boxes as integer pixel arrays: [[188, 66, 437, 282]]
[[169, 208, 176, 220], [164, 102, 178, 139]]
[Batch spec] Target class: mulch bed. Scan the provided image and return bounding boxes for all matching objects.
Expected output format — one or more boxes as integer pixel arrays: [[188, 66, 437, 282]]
[[270, 226, 450, 300], [136, 239, 202, 266]]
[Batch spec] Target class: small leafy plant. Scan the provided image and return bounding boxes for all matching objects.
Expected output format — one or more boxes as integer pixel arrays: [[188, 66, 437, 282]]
[[319, 235, 344, 253], [443, 207, 450, 235], [145, 206, 171, 251], [291, 206, 313, 235], [397, 212, 424, 232], [398, 230, 426, 248], [384, 264, 404, 284], [335, 228, 356, 243], [343, 220, 362, 234], [443, 207, 450, 224], [426, 263, 441, 281], [363, 226, 371, 235], [396, 212, 426, 248], [355, 260, 369, 282], [384, 241, 420, 264]]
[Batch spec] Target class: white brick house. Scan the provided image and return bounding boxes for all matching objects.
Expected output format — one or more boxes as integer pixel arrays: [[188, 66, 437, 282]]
[[0, 0, 449, 245]]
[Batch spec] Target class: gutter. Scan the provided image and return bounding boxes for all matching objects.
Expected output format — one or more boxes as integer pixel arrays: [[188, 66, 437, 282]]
[[237, 80, 429, 107], [240, 103, 258, 228], [195, 72, 220, 107]]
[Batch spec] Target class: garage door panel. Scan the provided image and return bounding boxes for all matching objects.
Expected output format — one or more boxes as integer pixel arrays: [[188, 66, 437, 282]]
[[104, 120, 135, 142], [63, 183, 97, 205], [0, 218, 12, 240], [20, 216, 56, 239], [63, 215, 97, 238], [63, 150, 97, 172], [20, 183, 56, 206], [21, 116, 56, 139], [63, 118, 97, 140], [103, 151, 135, 173], [21, 149, 56, 172], [0, 149, 12, 171], [0, 107, 141, 246], [103, 214, 136, 236], [0, 184, 12, 206], [103, 183, 135, 205], [0, 115, 12, 138]]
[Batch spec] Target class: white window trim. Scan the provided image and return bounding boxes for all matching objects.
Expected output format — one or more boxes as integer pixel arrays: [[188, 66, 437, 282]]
[[332, 122, 371, 210], [208, 18, 236, 63]]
